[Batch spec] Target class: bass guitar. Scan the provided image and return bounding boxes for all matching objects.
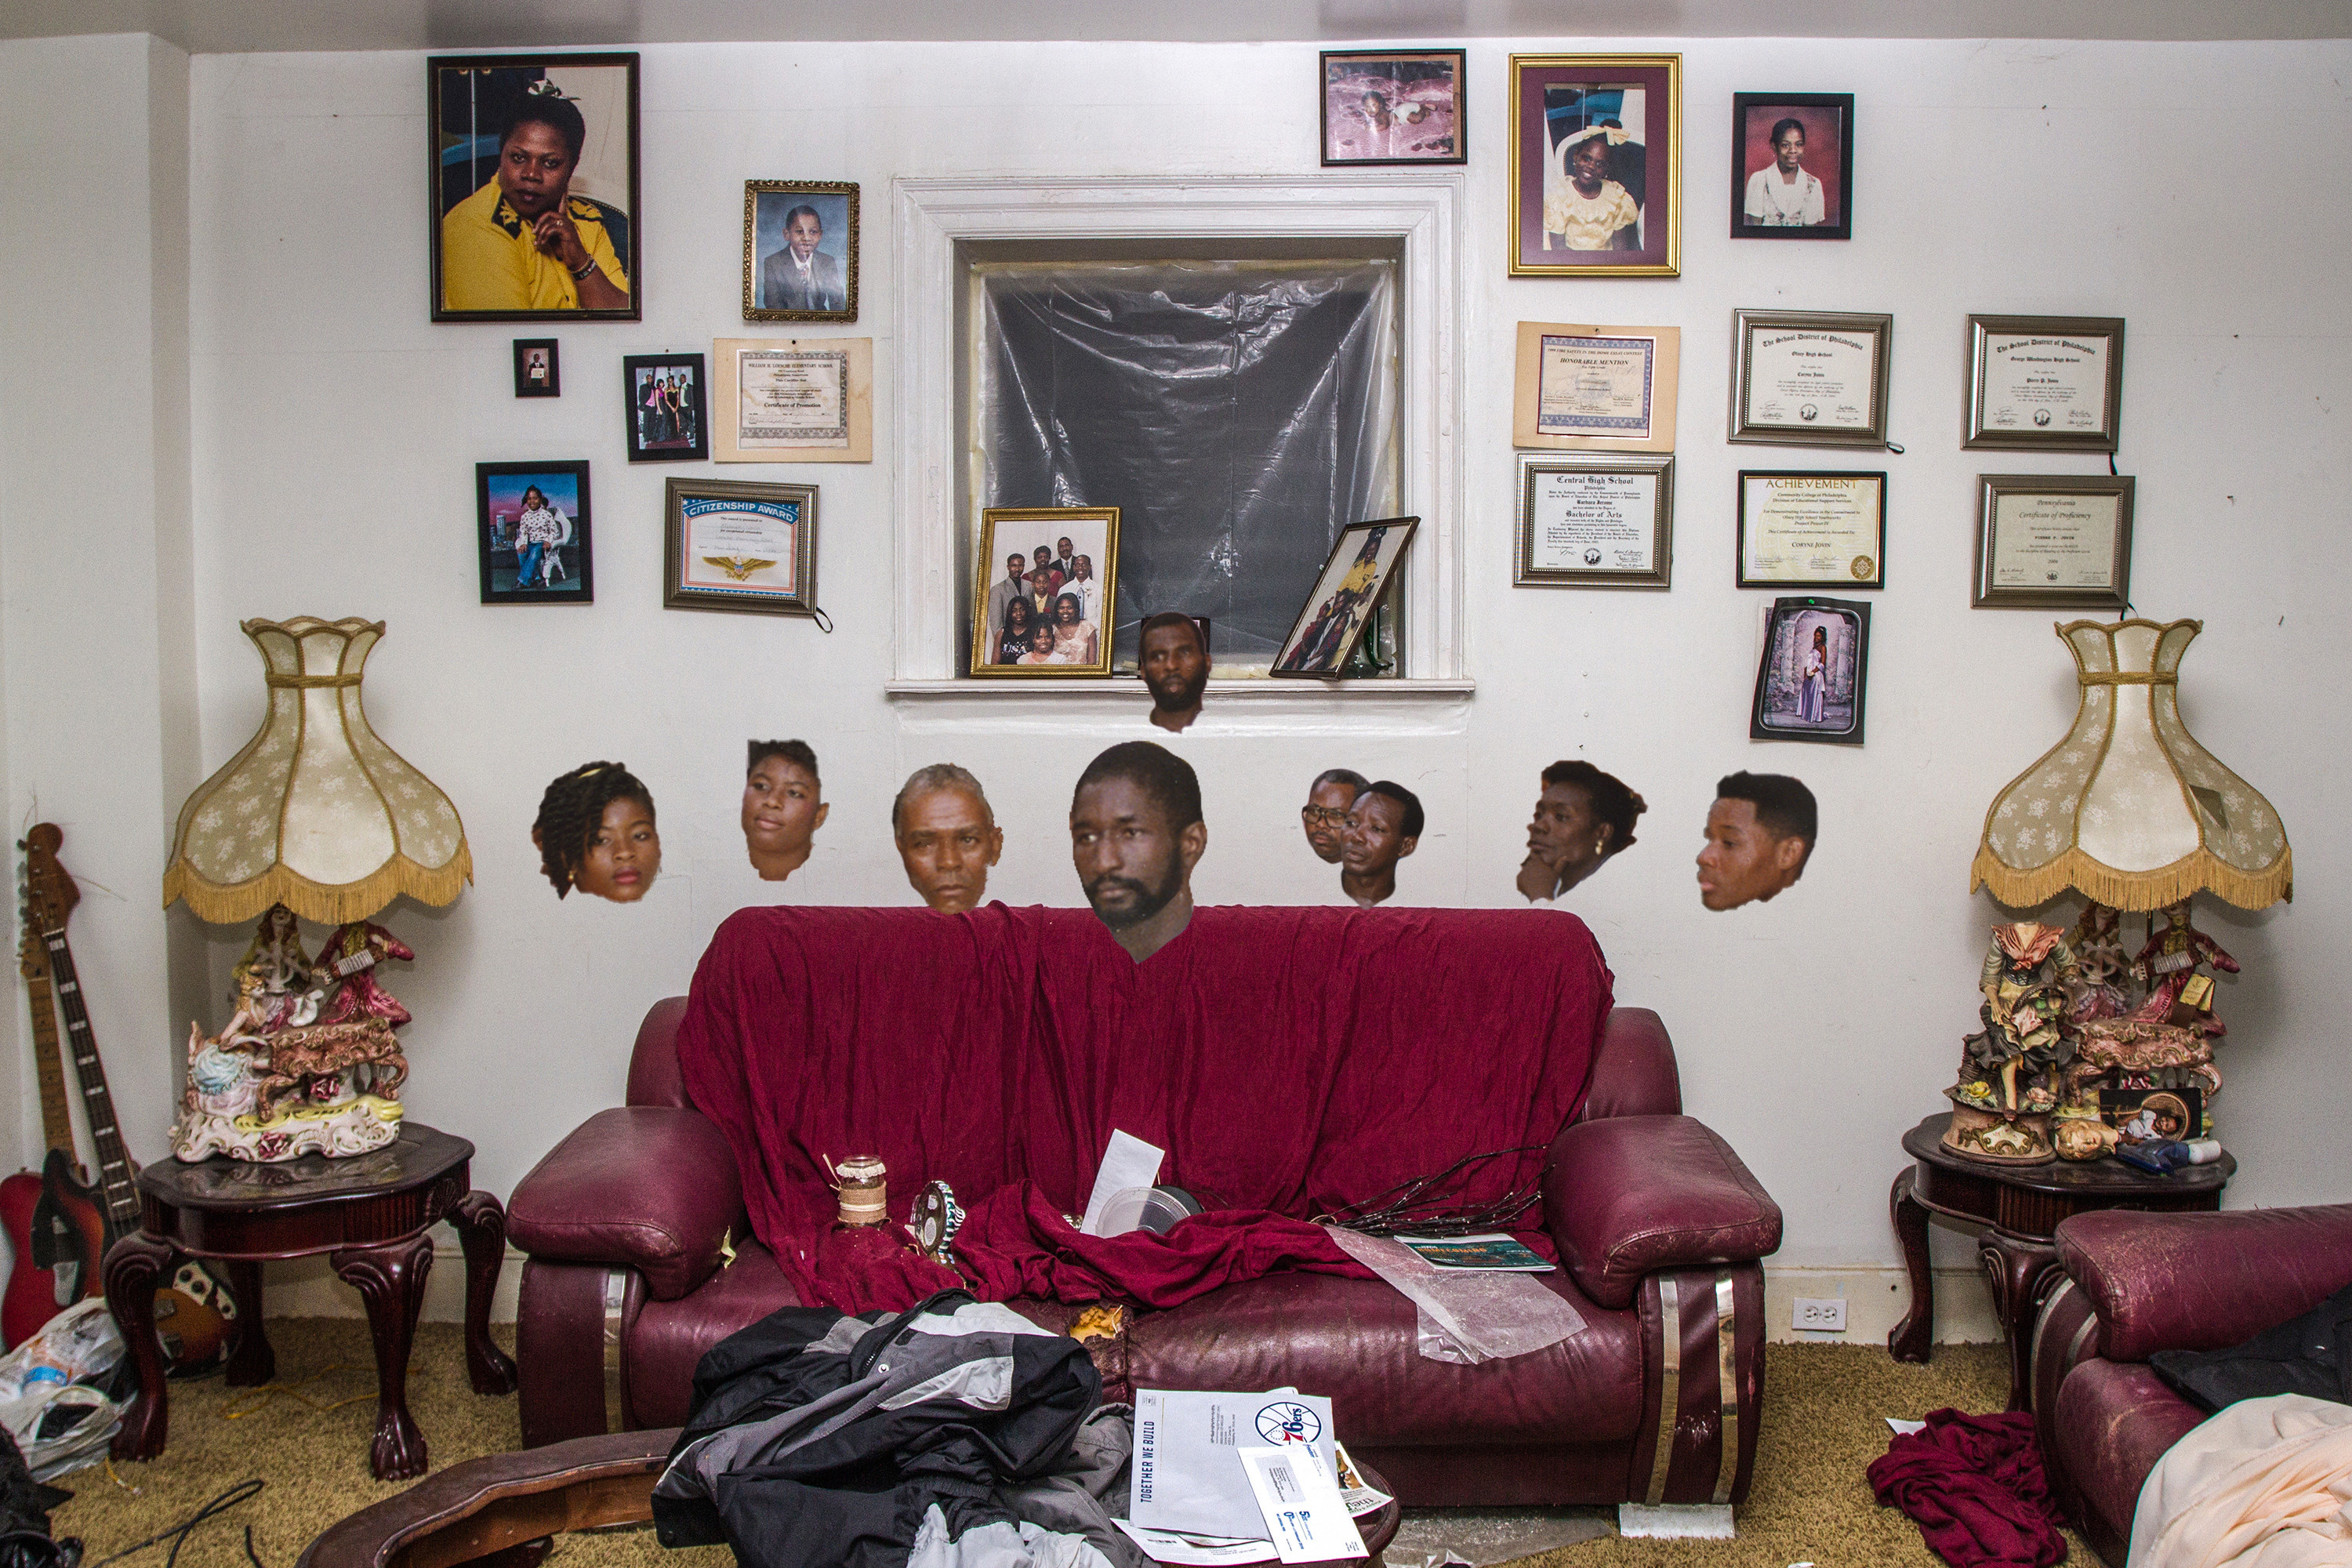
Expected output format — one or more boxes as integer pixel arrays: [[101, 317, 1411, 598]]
[[21, 824, 236, 1370]]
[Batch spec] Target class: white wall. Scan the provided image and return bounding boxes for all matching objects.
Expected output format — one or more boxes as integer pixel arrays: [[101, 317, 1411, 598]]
[[11, 34, 2352, 1327]]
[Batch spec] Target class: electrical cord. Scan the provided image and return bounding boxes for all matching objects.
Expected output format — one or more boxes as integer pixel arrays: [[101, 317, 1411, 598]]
[[86, 1480, 263, 1568]]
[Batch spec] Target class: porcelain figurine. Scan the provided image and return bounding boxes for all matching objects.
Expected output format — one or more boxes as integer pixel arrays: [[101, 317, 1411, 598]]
[[1946, 922, 2084, 1164], [2065, 902, 2133, 1024], [2128, 900, 2239, 1039]]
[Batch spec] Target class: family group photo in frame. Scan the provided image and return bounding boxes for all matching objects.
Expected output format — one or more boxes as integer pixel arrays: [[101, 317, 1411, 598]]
[[970, 507, 1121, 677], [742, 181, 859, 321], [429, 53, 641, 322], [663, 477, 820, 617], [1319, 49, 1465, 165], [1752, 595, 1870, 745], [623, 353, 709, 462], [477, 459, 593, 604], [1273, 517, 1418, 677], [1508, 54, 1680, 278], [1730, 93, 1853, 240]]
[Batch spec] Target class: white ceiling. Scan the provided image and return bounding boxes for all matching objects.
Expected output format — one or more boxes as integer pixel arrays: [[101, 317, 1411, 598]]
[[8, 0, 2350, 53]]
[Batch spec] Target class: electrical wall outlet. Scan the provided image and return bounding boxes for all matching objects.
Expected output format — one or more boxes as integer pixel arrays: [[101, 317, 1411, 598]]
[[1792, 1296, 1848, 1332]]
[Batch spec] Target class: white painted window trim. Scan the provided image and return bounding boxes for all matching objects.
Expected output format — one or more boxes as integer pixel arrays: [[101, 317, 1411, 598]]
[[887, 174, 1468, 723]]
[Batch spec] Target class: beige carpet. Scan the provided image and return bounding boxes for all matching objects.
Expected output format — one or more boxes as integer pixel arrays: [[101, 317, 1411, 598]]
[[52, 1321, 2089, 1568]]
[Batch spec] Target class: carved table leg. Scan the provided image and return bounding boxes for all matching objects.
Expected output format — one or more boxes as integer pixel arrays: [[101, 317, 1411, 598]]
[[1887, 1168, 1935, 1363], [332, 1232, 435, 1481], [452, 1191, 519, 1396], [1980, 1232, 2063, 1412], [223, 1260, 274, 1388], [103, 1233, 177, 1461]]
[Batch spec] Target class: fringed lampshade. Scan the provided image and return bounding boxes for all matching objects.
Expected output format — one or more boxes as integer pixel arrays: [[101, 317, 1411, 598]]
[[163, 618, 470, 924], [1970, 619, 2290, 913]]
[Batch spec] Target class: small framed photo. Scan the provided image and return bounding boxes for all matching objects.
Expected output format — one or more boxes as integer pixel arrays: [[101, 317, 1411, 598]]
[[1973, 474, 2135, 609], [742, 182, 858, 322], [1752, 595, 1869, 746], [970, 507, 1121, 677], [1965, 315, 2125, 452], [1272, 517, 1420, 677], [1737, 470, 1886, 589], [477, 460, 592, 604], [622, 353, 708, 462], [1512, 322, 1680, 452], [1515, 454, 1673, 589], [1730, 309, 1893, 448], [513, 338, 560, 397], [713, 337, 873, 463], [663, 477, 818, 617], [1508, 54, 1681, 278], [429, 53, 640, 323], [1730, 94, 1853, 240], [1320, 50, 1465, 165], [2099, 1086, 2203, 1142]]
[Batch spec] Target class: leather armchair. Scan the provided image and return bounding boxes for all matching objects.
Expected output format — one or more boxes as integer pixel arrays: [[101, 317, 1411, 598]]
[[2030, 1203, 2352, 1565]]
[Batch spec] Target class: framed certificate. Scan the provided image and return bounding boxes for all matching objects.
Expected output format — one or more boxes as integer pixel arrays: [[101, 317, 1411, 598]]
[[1737, 470, 1885, 588], [1515, 454, 1674, 589], [1973, 474, 2134, 609], [1965, 315, 2125, 452], [1512, 321, 1680, 452], [663, 477, 819, 617], [713, 336, 873, 462], [1729, 309, 1891, 448]]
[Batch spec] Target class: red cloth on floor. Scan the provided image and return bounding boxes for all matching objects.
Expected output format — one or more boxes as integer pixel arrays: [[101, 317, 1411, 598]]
[[674, 904, 1612, 1313], [1867, 1407, 2067, 1568]]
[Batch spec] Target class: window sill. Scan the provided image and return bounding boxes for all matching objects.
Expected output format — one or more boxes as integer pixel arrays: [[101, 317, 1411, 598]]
[[884, 678, 1475, 736]]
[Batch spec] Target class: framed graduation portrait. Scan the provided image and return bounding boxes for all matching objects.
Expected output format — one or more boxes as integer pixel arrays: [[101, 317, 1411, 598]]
[[430, 53, 641, 323], [1508, 54, 1680, 278], [742, 182, 859, 323]]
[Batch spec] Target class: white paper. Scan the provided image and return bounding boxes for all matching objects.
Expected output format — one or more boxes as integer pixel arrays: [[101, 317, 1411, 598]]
[[1886, 1417, 1926, 1436], [1080, 1129, 1167, 1236], [1111, 1521, 1276, 1566], [1131, 1388, 1335, 1540], [1239, 1445, 1368, 1564]]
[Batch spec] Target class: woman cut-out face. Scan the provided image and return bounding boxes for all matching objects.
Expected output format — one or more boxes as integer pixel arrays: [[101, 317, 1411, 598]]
[[575, 797, 660, 902]]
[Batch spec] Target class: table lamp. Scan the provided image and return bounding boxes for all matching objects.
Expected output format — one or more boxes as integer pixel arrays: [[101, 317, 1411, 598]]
[[162, 618, 470, 1161], [1948, 618, 2289, 1163]]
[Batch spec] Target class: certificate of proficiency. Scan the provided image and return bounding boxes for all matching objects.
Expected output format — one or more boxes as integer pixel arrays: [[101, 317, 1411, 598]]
[[1990, 490, 2122, 590]]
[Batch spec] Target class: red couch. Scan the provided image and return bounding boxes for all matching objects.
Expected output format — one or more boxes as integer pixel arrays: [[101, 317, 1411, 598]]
[[506, 906, 1783, 1508], [2030, 1203, 2352, 1564]]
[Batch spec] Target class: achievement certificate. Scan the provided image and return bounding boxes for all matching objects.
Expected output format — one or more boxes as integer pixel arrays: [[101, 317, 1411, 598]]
[[1987, 488, 2123, 591], [1530, 468, 1657, 572], [1740, 325, 1878, 433], [679, 495, 800, 593], [735, 347, 849, 448], [1739, 472, 1884, 586], [1537, 335, 1657, 439]]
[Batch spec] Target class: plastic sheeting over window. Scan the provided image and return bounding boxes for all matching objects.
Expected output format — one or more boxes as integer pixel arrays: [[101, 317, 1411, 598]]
[[975, 260, 1399, 671]]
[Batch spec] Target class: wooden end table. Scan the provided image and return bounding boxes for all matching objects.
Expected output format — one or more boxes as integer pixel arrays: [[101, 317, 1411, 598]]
[[104, 1122, 516, 1480], [1888, 1111, 2233, 1410]]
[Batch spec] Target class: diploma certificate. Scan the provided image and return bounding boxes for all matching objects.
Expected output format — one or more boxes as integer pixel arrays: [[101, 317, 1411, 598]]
[[1979, 333, 2108, 437], [1741, 327, 1876, 431], [735, 347, 849, 448], [1987, 490, 2122, 590], [1739, 472, 1884, 586], [1536, 335, 1657, 439], [1530, 470, 1657, 572], [680, 497, 800, 593]]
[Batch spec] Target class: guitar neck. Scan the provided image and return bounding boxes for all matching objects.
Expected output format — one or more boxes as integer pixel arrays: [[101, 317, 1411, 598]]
[[38, 927, 139, 1232], [21, 962, 75, 1160]]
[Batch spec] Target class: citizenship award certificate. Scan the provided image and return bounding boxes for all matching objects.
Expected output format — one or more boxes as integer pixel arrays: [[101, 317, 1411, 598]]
[[1987, 488, 2123, 591], [735, 347, 848, 449], [1537, 334, 1657, 439], [1738, 471, 1885, 586], [679, 495, 800, 594], [1968, 317, 2125, 450]]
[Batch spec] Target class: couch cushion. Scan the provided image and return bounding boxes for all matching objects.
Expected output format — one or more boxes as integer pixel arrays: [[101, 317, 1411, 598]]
[[624, 1240, 801, 1428], [1121, 1271, 1642, 1447], [509, 1106, 741, 1301], [2051, 1357, 2209, 1561]]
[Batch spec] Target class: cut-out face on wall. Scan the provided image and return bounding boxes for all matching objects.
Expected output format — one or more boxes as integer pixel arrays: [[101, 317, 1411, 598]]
[[1140, 614, 1209, 734], [1695, 775, 1814, 911], [1517, 760, 1645, 902], [1069, 742, 1207, 963], [895, 782, 1003, 914], [532, 760, 658, 903], [1301, 772, 1363, 864], [1341, 783, 1421, 908], [742, 746, 828, 882], [574, 796, 661, 902]]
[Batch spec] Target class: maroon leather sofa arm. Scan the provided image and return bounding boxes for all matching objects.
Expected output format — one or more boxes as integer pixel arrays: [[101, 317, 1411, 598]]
[[1542, 1115, 1782, 1310], [508, 1106, 744, 1301], [2057, 1203, 2352, 1363]]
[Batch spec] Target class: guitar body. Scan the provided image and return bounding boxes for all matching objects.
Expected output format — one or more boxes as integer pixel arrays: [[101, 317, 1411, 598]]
[[0, 1170, 53, 1349], [32, 1149, 106, 1316]]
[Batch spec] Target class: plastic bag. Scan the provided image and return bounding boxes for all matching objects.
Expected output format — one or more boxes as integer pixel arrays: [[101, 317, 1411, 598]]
[[1323, 1227, 1586, 1364], [0, 1302, 126, 1481]]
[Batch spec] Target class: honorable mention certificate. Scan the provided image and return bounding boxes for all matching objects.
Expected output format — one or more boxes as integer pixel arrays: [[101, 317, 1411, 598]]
[[679, 495, 800, 593], [735, 347, 849, 448], [1537, 334, 1657, 439], [1528, 466, 1659, 573], [1988, 489, 2123, 590], [1742, 326, 1878, 431], [1978, 332, 2111, 437], [1740, 472, 1883, 585]]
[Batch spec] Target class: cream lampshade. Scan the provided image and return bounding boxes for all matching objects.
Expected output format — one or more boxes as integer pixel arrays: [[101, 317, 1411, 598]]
[[163, 618, 470, 924], [1970, 619, 2291, 913]]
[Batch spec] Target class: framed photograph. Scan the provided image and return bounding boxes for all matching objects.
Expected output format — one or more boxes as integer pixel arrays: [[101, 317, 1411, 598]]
[[513, 338, 560, 397], [1737, 471, 1886, 589], [742, 182, 858, 322], [1973, 474, 2135, 609], [663, 478, 818, 617], [970, 507, 1121, 677], [622, 353, 709, 463], [1751, 596, 1869, 746], [1508, 54, 1680, 278], [2099, 1086, 2203, 1142], [1965, 315, 2125, 452], [1730, 93, 1853, 241], [1515, 454, 1673, 589], [1272, 517, 1420, 677], [429, 53, 640, 323], [713, 337, 873, 463], [1320, 49, 1465, 165], [477, 461, 592, 604], [1512, 322, 1680, 452], [1730, 309, 1893, 448]]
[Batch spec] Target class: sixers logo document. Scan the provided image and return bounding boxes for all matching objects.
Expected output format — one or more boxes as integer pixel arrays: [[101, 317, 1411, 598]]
[[1131, 1388, 1337, 1539]]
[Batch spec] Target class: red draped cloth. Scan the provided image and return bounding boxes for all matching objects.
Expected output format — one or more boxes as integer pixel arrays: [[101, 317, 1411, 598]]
[[1867, 1409, 2067, 1568], [675, 905, 1613, 1313]]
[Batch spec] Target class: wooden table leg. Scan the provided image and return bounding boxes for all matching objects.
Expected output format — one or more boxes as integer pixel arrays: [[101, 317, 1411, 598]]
[[1887, 1167, 1935, 1363], [223, 1260, 274, 1388], [1980, 1233, 2063, 1412], [452, 1191, 519, 1396], [103, 1233, 176, 1461], [333, 1232, 434, 1481]]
